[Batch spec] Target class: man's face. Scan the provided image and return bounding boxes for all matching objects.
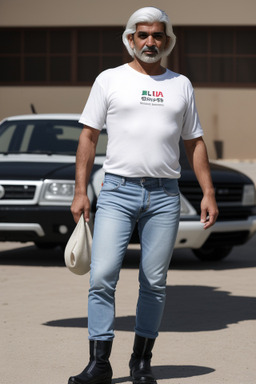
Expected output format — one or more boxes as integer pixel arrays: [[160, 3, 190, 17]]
[[128, 22, 170, 64]]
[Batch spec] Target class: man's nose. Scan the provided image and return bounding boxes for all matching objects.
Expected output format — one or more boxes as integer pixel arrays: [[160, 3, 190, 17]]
[[146, 35, 155, 46]]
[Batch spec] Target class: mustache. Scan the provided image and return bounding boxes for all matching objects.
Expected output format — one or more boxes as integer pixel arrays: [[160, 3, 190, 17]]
[[141, 45, 159, 54]]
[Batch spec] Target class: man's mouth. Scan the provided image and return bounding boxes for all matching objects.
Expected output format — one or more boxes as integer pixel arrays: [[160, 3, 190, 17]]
[[142, 46, 159, 55]]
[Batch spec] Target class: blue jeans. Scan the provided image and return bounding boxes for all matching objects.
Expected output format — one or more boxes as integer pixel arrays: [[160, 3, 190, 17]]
[[88, 173, 180, 340]]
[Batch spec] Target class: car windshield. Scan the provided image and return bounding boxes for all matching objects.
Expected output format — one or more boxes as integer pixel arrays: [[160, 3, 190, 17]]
[[0, 119, 108, 156]]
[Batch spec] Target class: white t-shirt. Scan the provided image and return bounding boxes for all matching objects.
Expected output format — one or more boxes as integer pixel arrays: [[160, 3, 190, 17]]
[[79, 64, 203, 178]]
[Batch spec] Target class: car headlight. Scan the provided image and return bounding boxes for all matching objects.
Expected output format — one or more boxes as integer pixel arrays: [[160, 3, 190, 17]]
[[180, 193, 198, 217], [242, 184, 256, 206], [39, 179, 75, 205]]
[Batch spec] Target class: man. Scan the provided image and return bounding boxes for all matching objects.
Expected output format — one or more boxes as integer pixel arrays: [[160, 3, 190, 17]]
[[69, 6, 218, 384]]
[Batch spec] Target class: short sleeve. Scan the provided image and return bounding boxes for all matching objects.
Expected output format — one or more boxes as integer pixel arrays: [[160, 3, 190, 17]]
[[79, 77, 108, 130], [181, 86, 204, 140]]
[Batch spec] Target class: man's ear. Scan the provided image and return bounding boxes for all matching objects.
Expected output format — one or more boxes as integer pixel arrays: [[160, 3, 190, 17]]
[[165, 36, 171, 50], [128, 34, 135, 49]]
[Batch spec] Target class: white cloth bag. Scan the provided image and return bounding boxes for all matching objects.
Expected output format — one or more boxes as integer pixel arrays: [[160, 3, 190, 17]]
[[64, 215, 92, 275]]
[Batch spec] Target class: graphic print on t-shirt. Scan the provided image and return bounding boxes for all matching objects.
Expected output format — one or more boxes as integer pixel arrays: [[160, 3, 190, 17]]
[[140, 90, 164, 107]]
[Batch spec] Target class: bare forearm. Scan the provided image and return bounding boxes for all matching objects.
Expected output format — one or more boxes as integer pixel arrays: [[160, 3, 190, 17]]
[[184, 137, 219, 228], [71, 126, 100, 222], [75, 131, 96, 196], [186, 138, 214, 195]]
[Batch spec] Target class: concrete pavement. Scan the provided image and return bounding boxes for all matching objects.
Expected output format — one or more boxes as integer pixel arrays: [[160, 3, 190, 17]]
[[1, 234, 256, 384]]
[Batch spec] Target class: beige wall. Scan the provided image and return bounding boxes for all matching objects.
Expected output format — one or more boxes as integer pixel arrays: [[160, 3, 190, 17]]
[[0, 87, 91, 119], [1, 0, 256, 159], [1, 0, 256, 26], [195, 89, 256, 159]]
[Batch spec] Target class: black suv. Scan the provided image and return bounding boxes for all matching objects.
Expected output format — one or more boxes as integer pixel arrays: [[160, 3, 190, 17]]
[[0, 114, 255, 261]]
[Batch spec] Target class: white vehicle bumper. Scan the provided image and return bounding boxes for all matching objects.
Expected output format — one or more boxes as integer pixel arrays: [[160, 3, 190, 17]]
[[175, 221, 209, 249], [175, 215, 256, 249], [210, 215, 256, 236], [0, 223, 45, 236]]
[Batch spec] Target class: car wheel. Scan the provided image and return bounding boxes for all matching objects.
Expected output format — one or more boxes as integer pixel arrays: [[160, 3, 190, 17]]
[[192, 246, 233, 261]]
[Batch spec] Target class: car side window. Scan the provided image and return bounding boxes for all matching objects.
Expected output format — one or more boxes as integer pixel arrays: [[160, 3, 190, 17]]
[[0, 120, 107, 155], [0, 124, 16, 152], [20, 125, 34, 152]]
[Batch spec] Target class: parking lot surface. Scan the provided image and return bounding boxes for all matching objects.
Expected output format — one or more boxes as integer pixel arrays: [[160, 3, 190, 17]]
[[1, 233, 256, 384]]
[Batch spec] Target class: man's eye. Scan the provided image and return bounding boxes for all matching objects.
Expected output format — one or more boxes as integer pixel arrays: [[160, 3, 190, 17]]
[[153, 33, 164, 40], [137, 33, 165, 40], [138, 33, 148, 39]]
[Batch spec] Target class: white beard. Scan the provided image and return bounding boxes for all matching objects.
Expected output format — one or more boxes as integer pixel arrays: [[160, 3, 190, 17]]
[[133, 46, 166, 63]]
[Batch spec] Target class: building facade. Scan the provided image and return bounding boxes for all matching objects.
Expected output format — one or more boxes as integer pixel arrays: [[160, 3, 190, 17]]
[[1, 0, 256, 159]]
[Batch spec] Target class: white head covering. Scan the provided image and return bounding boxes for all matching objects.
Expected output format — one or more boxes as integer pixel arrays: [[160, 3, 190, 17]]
[[122, 7, 176, 58]]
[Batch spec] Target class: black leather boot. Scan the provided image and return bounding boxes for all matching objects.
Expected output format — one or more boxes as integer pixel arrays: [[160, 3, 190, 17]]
[[129, 334, 157, 384], [68, 340, 113, 384]]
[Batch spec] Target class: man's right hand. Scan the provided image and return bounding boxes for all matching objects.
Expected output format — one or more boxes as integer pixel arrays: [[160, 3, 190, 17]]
[[71, 125, 100, 224], [70, 194, 91, 224]]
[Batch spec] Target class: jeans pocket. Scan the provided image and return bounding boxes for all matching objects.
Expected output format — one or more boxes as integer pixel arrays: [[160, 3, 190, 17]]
[[162, 179, 180, 196], [101, 178, 121, 192]]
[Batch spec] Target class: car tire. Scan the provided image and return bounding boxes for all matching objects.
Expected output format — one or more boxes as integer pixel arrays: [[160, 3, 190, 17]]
[[192, 246, 233, 261]]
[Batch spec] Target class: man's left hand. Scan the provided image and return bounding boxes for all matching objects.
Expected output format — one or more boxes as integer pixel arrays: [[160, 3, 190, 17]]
[[200, 194, 219, 229]]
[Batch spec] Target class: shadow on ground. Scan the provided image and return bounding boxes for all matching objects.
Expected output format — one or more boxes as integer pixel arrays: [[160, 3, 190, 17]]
[[111, 364, 215, 383], [1, 233, 256, 271], [44, 284, 256, 333]]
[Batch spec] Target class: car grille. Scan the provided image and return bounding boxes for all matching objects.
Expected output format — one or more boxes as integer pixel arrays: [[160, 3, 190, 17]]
[[1, 184, 36, 200], [179, 182, 247, 220], [0, 181, 42, 205], [180, 182, 243, 205]]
